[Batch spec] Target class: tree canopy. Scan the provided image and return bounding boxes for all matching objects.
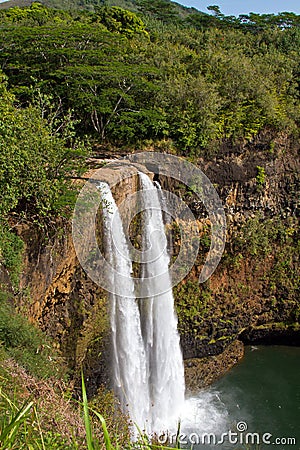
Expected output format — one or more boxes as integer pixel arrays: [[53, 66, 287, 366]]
[[0, 71, 88, 225], [0, 2, 299, 167]]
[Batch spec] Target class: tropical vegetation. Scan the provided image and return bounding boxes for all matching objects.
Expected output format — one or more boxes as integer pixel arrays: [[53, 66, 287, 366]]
[[0, 0, 299, 447]]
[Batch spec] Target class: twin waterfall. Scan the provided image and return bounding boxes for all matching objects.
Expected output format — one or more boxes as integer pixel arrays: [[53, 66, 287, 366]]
[[98, 173, 185, 434]]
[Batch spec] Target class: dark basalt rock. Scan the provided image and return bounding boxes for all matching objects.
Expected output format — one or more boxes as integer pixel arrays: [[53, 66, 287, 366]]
[[240, 325, 300, 346]]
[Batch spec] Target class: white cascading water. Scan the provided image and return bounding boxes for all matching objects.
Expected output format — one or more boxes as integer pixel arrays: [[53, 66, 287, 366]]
[[98, 174, 185, 435], [98, 182, 150, 429], [139, 172, 185, 432]]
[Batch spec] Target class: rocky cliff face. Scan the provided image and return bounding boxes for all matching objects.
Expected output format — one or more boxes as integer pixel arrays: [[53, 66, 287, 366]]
[[14, 163, 146, 394], [3, 138, 299, 392], [172, 131, 299, 361]]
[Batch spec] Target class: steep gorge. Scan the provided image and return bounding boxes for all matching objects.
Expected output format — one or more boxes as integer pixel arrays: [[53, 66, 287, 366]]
[[1, 135, 299, 394]]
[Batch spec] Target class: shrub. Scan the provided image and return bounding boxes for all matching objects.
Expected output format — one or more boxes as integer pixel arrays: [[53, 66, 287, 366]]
[[0, 226, 24, 288]]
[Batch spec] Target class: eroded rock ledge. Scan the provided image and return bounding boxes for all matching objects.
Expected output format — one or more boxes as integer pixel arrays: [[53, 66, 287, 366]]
[[184, 340, 244, 392]]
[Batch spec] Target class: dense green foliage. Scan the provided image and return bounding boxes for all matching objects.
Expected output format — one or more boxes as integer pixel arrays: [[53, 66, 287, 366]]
[[0, 73, 88, 225], [0, 227, 24, 287], [0, 3, 299, 157]]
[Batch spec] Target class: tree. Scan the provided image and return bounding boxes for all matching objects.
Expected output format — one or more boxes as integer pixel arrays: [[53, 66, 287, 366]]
[[207, 5, 224, 19], [138, 0, 179, 24], [94, 6, 148, 37], [160, 74, 222, 152], [0, 72, 88, 223]]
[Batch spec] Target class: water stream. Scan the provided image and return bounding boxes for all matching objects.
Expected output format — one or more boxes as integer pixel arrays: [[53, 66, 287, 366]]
[[139, 172, 185, 432], [98, 175, 185, 434], [98, 182, 150, 429]]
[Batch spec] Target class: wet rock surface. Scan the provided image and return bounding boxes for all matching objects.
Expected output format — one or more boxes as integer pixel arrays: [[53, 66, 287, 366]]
[[184, 340, 244, 392]]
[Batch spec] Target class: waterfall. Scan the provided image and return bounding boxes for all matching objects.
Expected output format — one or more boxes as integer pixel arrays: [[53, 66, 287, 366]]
[[98, 174, 185, 435], [98, 182, 150, 429], [139, 172, 185, 432]]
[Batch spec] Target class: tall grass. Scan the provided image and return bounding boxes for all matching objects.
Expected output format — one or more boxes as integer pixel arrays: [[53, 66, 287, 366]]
[[0, 374, 77, 449], [0, 369, 254, 449], [0, 390, 34, 449]]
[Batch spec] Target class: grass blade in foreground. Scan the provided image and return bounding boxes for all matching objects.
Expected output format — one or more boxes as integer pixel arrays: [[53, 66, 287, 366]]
[[81, 371, 94, 450], [0, 390, 34, 448]]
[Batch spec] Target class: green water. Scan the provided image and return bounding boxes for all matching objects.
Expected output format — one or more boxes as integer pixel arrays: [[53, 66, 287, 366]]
[[186, 346, 300, 450], [215, 346, 300, 449]]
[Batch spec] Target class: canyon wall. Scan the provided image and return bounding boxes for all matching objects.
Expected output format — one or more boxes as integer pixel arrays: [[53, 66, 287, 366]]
[[2, 136, 299, 391]]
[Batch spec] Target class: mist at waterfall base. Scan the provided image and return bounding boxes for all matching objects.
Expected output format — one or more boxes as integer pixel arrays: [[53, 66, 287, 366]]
[[97, 175, 232, 440]]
